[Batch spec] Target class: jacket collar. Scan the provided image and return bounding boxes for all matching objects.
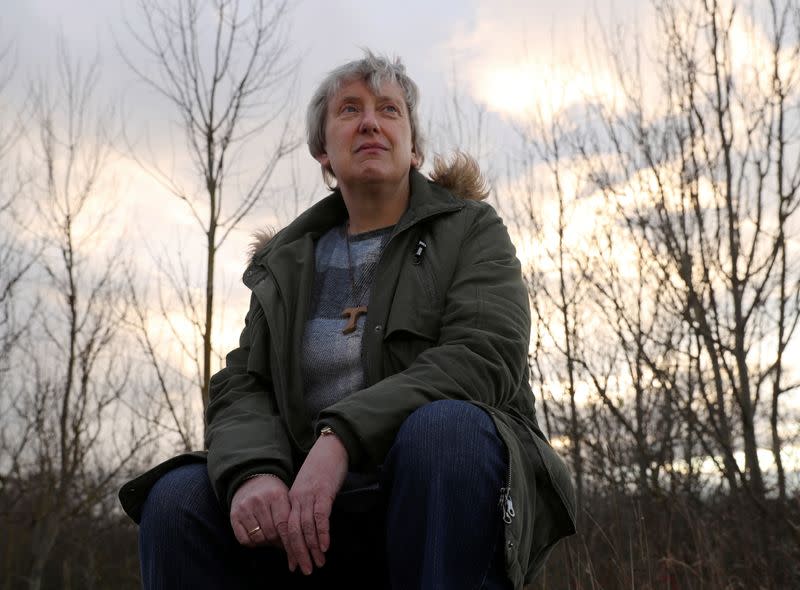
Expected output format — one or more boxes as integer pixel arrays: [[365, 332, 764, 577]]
[[250, 168, 465, 268], [395, 168, 465, 234]]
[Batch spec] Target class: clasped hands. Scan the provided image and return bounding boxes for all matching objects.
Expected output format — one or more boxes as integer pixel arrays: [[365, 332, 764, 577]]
[[229, 432, 348, 576]]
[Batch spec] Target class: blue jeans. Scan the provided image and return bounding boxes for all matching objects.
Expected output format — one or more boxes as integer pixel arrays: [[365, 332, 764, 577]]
[[139, 400, 513, 589]]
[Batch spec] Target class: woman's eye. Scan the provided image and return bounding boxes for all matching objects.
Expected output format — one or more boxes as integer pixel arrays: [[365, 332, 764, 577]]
[[341, 104, 358, 113], [383, 104, 400, 113]]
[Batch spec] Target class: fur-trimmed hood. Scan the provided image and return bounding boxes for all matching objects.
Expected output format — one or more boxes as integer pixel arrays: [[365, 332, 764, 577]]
[[428, 151, 490, 203], [248, 151, 489, 263]]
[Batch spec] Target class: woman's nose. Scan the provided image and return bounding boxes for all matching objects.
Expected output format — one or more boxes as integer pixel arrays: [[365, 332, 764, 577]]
[[358, 108, 380, 133]]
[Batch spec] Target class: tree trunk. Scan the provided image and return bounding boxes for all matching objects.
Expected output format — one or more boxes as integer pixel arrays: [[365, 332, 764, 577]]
[[734, 336, 765, 496], [771, 234, 787, 502]]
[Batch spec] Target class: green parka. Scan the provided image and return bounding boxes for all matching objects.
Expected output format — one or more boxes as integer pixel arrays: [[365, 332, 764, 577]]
[[119, 167, 576, 588]]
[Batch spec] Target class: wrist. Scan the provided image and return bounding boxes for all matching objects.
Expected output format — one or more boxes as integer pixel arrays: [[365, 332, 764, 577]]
[[244, 473, 280, 482], [316, 417, 362, 468], [318, 425, 336, 439], [316, 425, 347, 456]]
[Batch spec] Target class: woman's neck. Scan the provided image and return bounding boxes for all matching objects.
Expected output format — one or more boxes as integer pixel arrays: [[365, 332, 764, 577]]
[[340, 176, 410, 234]]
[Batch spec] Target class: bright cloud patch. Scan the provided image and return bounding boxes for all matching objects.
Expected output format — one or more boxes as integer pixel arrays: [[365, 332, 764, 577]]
[[475, 60, 625, 120], [443, 0, 642, 119]]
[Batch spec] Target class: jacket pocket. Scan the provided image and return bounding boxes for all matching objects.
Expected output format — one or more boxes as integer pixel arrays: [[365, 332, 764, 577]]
[[413, 254, 440, 304], [382, 304, 441, 371]]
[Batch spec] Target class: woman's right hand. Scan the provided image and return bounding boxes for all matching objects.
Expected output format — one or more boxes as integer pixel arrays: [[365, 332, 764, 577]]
[[230, 475, 292, 550]]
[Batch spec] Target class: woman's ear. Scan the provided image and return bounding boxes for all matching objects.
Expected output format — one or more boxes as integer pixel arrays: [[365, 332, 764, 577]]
[[315, 151, 330, 170]]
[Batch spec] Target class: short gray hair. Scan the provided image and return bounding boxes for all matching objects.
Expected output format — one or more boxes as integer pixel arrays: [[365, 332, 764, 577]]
[[306, 50, 425, 187]]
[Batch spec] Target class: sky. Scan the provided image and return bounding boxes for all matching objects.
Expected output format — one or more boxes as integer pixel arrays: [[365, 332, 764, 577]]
[[1, 0, 644, 349], [3, 0, 647, 142], [4, 0, 641, 99]]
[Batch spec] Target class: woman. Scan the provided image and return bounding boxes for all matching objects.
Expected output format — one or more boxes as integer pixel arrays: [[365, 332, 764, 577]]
[[120, 51, 576, 589]]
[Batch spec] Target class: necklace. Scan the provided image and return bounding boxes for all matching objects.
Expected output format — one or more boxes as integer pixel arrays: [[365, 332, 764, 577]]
[[341, 222, 368, 335]]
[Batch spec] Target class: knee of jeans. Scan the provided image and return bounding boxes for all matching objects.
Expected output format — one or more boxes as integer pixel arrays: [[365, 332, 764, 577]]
[[141, 463, 216, 530], [391, 400, 501, 473]]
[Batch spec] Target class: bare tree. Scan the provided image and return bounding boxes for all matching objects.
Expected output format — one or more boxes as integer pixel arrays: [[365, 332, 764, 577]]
[[0, 44, 156, 590], [0, 37, 32, 370], [580, 0, 800, 503], [122, 268, 198, 451], [509, 114, 589, 513], [121, 0, 299, 435], [0, 34, 38, 515], [500, 3, 800, 586], [761, 0, 800, 504]]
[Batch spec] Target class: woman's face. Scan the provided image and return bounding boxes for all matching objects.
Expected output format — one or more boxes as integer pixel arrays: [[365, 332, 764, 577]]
[[316, 78, 418, 191]]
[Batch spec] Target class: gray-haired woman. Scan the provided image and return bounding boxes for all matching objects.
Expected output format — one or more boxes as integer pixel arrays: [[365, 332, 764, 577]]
[[121, 50, 576, 589]]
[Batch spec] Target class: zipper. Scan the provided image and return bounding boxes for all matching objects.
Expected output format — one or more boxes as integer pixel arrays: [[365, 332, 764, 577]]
[[486, 407, 515, 526], [499, 460, 515, 524], [411, 231, 438, 303]]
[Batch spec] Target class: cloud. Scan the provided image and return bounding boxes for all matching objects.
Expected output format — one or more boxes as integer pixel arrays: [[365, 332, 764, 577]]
[[443, 0, 644, 120]]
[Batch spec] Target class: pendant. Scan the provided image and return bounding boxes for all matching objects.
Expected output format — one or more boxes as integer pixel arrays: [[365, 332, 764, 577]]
[[341, 305, 368, 334]]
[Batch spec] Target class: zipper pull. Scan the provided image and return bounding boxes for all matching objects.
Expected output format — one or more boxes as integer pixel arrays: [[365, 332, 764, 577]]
[[412, 240, 427, 265], [499, 487, 515, 524]]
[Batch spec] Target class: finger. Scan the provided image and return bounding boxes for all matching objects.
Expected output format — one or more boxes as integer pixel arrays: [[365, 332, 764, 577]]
[[232, 515, 261, 548], [302, 499, 325, 569], [271, 496, 292, 564], [280, 505, 298, 573], [288, 504, 313, 576], [250, 498, 278, 547], [231, 518, 252, 547], [246, 519, 267, 546], [314, 495, 333, 554], [259, 519, 280, 547]]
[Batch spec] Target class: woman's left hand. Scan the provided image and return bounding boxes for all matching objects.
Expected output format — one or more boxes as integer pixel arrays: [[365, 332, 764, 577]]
[[286, 432, 349, 575]]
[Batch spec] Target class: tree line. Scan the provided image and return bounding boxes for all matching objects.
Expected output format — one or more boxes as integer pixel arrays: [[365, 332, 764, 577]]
[[1, 0, 798, 588]]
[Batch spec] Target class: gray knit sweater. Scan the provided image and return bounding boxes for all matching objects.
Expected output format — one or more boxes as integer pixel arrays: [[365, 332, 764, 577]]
[[301, 223, 392, 422]]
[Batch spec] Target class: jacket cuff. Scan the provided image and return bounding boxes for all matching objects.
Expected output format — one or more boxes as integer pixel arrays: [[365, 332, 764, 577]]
[[317, 418, 364, 470]]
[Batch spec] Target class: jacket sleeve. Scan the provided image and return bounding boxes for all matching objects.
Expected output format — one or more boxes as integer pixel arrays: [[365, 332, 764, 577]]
[[318, 203, 531, 470], [205, 293, 294, 507]]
